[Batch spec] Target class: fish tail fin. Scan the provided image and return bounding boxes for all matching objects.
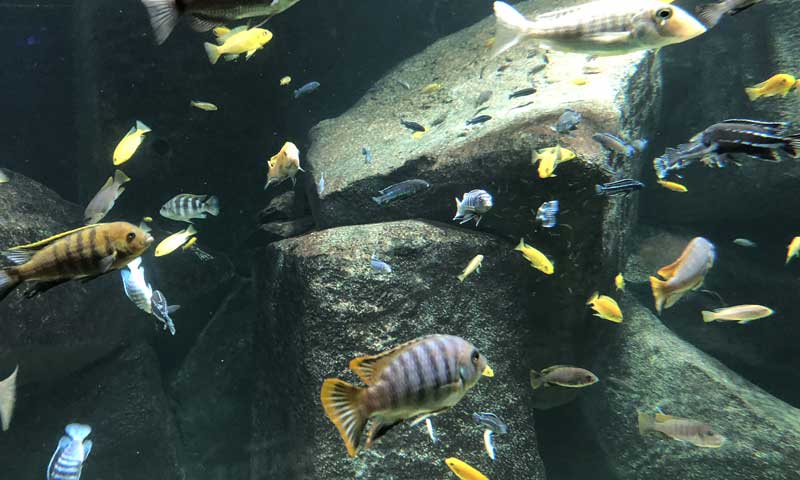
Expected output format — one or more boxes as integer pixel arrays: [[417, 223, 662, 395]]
[[586, 291, 599, 305], [320, 378, 367, 458], [65, 423, 92, 442], [514, 238, 525, 252], [0, 268, 21, 302], [744, 87, 761, 101], [204, 195, 221, 216], [649, 276, 667, 315], [701, 310, 716, 323], [457, 272, 467, 282], [453, 197, 462, 219], [135, 121, 152, 133], [595, 184, 604, 195], [786, 133, 800, 158], [0, 365, 18, 431], [372, 196, 385, 205], [140, 0, 180, 45], [529, 369, 544, 389], [694, 3, 726, 28], [204, 42, 222, 65], [491, 1, 533, 58], [637, 411, 655, 435], [186, 225, 199, 236], [114, 169, 131, 185]]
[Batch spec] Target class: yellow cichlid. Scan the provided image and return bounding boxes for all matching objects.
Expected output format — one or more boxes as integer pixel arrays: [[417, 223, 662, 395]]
[[155, 226, 198, 257], [280, 76, 292, 86], [533, 145, 576, 179], [701, 304, 774, 324], [265, 141, 304, 189], [571, 77, 588, 85], [657, 180, 688, 192], [445, 458, 489, 480], [587, 292, 623, 323], [421, 83, 443, 94], [786, 236, 800, 264], [614, 273, 625, 292], [745, 74, 796, 101], [191, 100, 218, 111], [411, 131, 427, 140], [457, 254, 484, 282], [182, 237, 198, 250], [204, 26, 272, 65], [113, 121, 151, 166], [514, 238, 554, 274]]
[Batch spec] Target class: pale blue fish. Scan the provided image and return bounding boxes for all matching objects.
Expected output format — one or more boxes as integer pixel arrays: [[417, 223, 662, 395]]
[[425, 417, 437, 444], [473, 412, 509, 434], [453, 189, 493, 226], [47, 424, 93, 480], [151, 289, 179, 336], [362, 146, 373, 164], [484, 429, 497, 461], [294, 81, 320, 99], [535, 200, 559, 228], [372, 179, 430, 205], [371, 252, 392, 273], [733, 238, 757, 248], [317, 173, 325, 195]]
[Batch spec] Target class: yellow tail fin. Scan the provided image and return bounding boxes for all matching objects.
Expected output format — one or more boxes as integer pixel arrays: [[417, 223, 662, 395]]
[[320, 379, 367, 457], [649, 276, 667, 315], [204, 42, 222, 65], [744, 87, 761, 101], [701, 311, 716, 323]]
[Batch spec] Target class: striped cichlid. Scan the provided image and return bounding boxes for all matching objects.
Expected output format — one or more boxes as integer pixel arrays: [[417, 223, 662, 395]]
[[47, 424, 93, 480], [638, 410, 725, 448], [453, 190, 493, 226], [491, 0, 707, 58], [140, 0, 303, 45], [372, 179, 431, 205], [160, 194, 220, 223], [0, 222, 153, 301], [321, 334, 493, 457]]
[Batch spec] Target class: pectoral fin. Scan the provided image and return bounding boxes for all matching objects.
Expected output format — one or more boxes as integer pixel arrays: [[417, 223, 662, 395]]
[[99, 253, 117, 273]]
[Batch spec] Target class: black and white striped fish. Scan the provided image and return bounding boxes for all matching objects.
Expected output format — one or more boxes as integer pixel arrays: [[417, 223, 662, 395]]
[[152, 289, 179, 335], [121, 257, 152, 314], [47, 424, 92, 480], [453, 190, 493, 226], [535, 200, 559, 228], [160, 194, 220, 223], [595, 179, 645, 196]]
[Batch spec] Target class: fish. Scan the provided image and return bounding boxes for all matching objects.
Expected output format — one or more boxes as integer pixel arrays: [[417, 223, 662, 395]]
[[362, 146, 373, 164], [595, 179, 645, 196], [592, 133, 635, 157], [370, 252, 392, 274], [587, 292, 623, 323], [0, 169, 8, 183], [160, 194, 220, 223], [571, 77, 588, 85], [508, 87, 536, 99], [787, 237, 800, 264], [530, 366, 598, 389], [650, 237, 716, 314], [457, 255, 484, 282], [702, 304, 774, 324], [151, 289, 179, 335], [466, 115, 492, 125], [638, 410, 725, 448], [551, 109, 581, 134], [83, 170, 131, 224], [491, 0, 706, 58], [280, 75, 291, 86], [401, 119, 426, 132], [445, 458, 489, 480], [320, 335, 492, 457], [182, 236, 198, 250], [113, 121, 151, 166], [475, 90, 493, 107], [614, 273, 625, 292], [121, 257, 153, 314], [139, 0, 302, 45], [533, 145, 576, 179], [514, 238, 554, 275], [155, 226, 197, 257], [483, 429, 498, 461], [630, 139, 649, 152], [0, 365, 18, 431], [696, 0, 763, 28], [473, 412, 508, 434], [265, 141, 304, 189], [535, 200, 559, 228], [453, 190, 493, 226], [397, 79, 411, 90], [317, 173, 325, 195], [657, 180, 688, 192], [294, 81, 320, 99], [0, 223, 154, 301], [745, 74, 796, 101], [733, 238, 757, 248], [204, 26, 272, 64], [143, 216, 153, 222], [372, 179, 430, 205], [421, 83, 442, 94], [47, 424, 93, 480], [424, 418, 437, 444], [190, 100, 218, 111], [412, 131, 427, 140]]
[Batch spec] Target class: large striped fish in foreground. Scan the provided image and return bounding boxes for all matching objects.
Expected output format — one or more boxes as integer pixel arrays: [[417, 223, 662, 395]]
[[0, 222, 154, 301], [321, 334, 493, 457], [47, 424, 93, 480], [650, 237, 715, 314], [491, 0, 707, 58], [140, 0, 302, 45]]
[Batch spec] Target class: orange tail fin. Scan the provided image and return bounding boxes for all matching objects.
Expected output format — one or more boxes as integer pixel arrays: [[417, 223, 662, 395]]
[[649, 276, 667, 315], [320, 379, 367, 457]]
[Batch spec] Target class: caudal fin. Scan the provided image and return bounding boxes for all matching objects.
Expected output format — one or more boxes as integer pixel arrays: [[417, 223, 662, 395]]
[[637, 411, 655, 435], [491, 1, 533, 58], [320, 378, 367, 457], [529, 369, 544, 389], [204, 42, 222, 65], [140, 0, 180, 45], [744, 87, 761, 101], [204, 196, 220, 216], [695, 3, 726, 29], [0, 365, 18, 431], [701, 310, 716, 323], [785, 134, 800, 159], [0, 269, 21, 302], [649, 276, 667, 315]]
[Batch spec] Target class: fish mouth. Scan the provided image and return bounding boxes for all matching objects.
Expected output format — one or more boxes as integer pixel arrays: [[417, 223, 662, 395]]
[[482, 365, 494, 377]]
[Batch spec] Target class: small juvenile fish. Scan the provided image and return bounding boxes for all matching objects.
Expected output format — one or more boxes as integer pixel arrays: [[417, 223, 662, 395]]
[[657, 180, 688, 192], [0, 169, 8, 183], [445, 457, 489, 480], [280, 76, 291, 86], [317, 173, 325, 195], [425, 418, 437, 444], [458, 254, 484, 282], [508, 87, 536, 99], [190, 100, 218, 111], [453, 189, 493, 226], [151, 289, 179, 335], [733, 238, 757, 248], [84, 170, 131, 224], [362, 146, 373, 164], [530, 366, 598, 389], [155, 226, 197, 257], [595, 179, 645, 196], [593, 133, 635, 157], [535, 200, 559, 228], [638, 410, 725, 448], [473, 412, 508, 434], [160, 194, 220, 223], [370, 252, 392, 274], [400, 119, 426, 132], [0, 365, 18, 431], [397, 79, 411, 90], [372, 179, 430, 205], [484, 429, 496, 461], [294, 81, 320, 99], [204, 26, 272, 64], [466, 115, 492, 125], [113, 121, 151, 165], [47, 424, 93, 480], [420, 83, 442, 94], [587, 292, 623, 323], [696, 0, 763, 28], [702, 304, 774, 324], [745, 73, 796, 101], [551, 109, 581, 134], [787, 236, 800, 264], [650, 237, 716, 314], [534, 145, 575, 178], [265, 141, 304, 189], [475, 90, 493, 107], [514, 238, 554, 275], [614, 273, 625, 292]]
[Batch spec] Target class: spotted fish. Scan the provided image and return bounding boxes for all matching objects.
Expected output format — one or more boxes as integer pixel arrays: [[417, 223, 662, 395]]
[[47, 424, 93, 480]]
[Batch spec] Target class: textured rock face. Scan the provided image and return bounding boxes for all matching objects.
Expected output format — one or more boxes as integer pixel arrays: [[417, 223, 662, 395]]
[[252, 221, 546, 480]]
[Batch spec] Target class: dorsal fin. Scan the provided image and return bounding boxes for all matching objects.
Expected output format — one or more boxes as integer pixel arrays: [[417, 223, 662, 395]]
[[8, 224, 99, 251], [349, 336, 431, 385], [654, 412, 678, 423], [540, 365, 576, 375]]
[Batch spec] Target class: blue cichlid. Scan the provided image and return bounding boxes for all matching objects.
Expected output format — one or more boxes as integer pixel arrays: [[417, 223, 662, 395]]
[[473, 412, 509, 434], [595, 179, 645, 196], [370, 252, 392, 273], [372, 179, 430, 205], [151, 289, 179, 335], [453, 190, 493, 226], [121, 257, 153, 314], [47, 424, 93, 480], [535, 200, 559, 228], [294, 81, 320, 99]]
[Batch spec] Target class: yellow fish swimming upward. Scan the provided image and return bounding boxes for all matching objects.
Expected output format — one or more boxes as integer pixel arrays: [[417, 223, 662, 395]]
[[204, 26, 272, 65], [786, 236, 800, 264], [113, 121, 151, 166], [514, 238, 554, 274], [533, 145, 575, 179], [587, 292, 623, 323], [614, 273, 625, 292], [745, 74, 796, 101]]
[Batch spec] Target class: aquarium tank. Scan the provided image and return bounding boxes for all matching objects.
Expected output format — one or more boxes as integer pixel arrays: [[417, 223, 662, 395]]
[[1, 0, 799, 479]]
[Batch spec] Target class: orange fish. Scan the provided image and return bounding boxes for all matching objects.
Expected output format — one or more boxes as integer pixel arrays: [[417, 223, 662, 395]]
[[649, 237, 715, 314]]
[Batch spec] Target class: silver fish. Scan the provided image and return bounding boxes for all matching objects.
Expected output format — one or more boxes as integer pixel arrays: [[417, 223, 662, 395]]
[[491, 1, 706, 58], [453, 189, 493, 226], [696, 0, 762, 28], [151, 289, 179, 335], [317, 173, 325, 195], [294, 81, 320, 99], [425, 418, 437, 444], [535, 200, 559, 228], [593, 133, 635, 157], [160, 194, 220, 223], [473, 412, 509, 434], [83, 170, 131, 224], [733, 238, 757, 248], [370, 252, 392, 274], [47, 424, 93, 480]]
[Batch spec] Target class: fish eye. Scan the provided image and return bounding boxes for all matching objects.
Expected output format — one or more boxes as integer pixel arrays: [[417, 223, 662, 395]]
[[127, 232, 136, 242], [655, 7, 672, 20], [471, 350, 480, 363]]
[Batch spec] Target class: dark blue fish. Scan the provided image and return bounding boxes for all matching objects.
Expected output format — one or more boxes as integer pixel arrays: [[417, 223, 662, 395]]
[[151, 289, 179, 336], [508, 87, 537, 99], [372, 179, 430, 205], [551, 109, 582, 134], [535, 200, 559, 228], [473, 412, 509, 434], [466, 115, 492, 125], [48, 424, 92, 480], [294, 81, 320, 99], [595, 179, 645, 196], [400, 119, 426, 132]]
